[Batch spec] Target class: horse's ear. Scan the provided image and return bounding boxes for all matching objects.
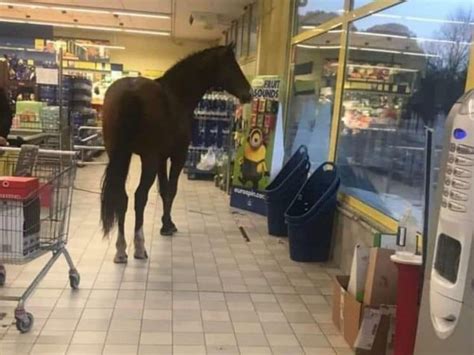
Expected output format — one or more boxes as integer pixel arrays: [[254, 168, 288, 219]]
[[227, 42, 236, 53]]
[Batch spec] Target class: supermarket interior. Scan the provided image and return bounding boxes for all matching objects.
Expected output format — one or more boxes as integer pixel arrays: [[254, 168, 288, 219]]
[[0, 0, 473, 354]]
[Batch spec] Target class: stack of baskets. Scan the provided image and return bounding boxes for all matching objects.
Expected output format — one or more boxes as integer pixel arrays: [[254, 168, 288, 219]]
[[265, 146, 340, 262]]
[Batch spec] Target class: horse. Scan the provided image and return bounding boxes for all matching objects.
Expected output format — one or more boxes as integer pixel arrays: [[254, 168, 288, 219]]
[[101, 44, 252, 263], [0, 87, 12, 146]]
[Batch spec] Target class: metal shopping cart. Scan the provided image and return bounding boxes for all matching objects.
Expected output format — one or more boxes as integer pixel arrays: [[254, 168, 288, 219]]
[[0, 146, 80, 333]]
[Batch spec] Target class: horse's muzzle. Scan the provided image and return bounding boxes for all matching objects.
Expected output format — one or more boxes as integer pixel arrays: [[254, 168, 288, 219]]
[[239, 92, 252, 104]]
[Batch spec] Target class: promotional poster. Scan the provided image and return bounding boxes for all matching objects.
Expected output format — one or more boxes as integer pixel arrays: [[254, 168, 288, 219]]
[[230, 75, 281, 215]]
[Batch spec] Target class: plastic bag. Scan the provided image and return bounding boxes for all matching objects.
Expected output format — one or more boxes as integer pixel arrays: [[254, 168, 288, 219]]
[[196, 147, 217, 171]]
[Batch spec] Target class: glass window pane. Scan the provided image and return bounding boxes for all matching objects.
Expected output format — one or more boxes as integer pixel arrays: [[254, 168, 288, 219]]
[[242, 12, 250, 57], [249, 4, 258, 55], [336, 0, 473, 228], [285, 28, 342, 169], [295, 0, 344, 34]]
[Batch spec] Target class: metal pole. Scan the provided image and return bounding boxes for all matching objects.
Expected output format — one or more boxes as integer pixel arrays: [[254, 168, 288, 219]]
[[419, 126, 434, 303]]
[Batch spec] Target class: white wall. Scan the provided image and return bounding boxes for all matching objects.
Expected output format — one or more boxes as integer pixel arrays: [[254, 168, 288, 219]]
[[54, 28, 213, 74]]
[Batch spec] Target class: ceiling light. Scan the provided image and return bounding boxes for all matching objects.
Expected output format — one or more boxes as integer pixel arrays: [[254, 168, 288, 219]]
[[50, 6, 109, 15], [124, 29, 170, 36], [77, 43, 126, 50], [357, 47, 400, 54], [0, 1, 47, 9], [0, 1, 171, 19], [75, 24, 122, 32], [112, 11, 169, 20], [0, 17, 171, 36]]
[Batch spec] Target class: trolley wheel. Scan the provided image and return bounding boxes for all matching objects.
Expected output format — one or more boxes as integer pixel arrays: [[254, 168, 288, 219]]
[[69, 271, 80, 289], [15, 312, 34, 333], [0, 266, 5, 287]]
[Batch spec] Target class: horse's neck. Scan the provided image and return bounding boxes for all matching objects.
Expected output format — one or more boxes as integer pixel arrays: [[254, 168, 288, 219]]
[[161, 65, 215, 115]]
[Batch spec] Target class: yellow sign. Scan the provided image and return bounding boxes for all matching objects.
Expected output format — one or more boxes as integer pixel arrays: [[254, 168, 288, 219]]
[[34, 39, 44, 50]]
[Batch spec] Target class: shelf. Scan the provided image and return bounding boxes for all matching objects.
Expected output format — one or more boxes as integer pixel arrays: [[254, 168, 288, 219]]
[[347, 63, 419, 73], [194, 113, 231, 121], [344, 88, 410, 96], [64, 68, 110, 73], [347, 78, 392, 84]]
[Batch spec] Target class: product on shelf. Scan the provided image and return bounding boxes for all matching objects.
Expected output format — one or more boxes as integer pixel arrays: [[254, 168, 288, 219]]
[[186, 90, 236, 178], [14, 101, 45, 129]]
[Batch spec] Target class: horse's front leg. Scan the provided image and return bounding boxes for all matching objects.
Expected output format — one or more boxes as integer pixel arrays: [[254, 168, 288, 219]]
[[158, 152, 186, 236], [133, 157, 157, 259]]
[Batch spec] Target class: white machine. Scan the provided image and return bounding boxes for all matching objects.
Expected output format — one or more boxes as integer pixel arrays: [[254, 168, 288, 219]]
[[415, 90, 474, 354]]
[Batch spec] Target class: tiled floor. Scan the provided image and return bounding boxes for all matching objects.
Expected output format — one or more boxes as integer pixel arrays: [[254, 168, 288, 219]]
[[0, 157, 352, 355]]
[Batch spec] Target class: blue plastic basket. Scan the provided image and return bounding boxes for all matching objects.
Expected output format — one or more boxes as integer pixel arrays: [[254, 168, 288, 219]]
[[265, 146, 310, 236], [285, 162, 340, 262]]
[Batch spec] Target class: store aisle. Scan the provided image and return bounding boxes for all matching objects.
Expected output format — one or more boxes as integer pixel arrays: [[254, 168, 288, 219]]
[[0, 157, 352, 355]]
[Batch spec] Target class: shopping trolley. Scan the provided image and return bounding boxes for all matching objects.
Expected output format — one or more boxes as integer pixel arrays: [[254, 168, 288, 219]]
[[0, 146, 80, 333]]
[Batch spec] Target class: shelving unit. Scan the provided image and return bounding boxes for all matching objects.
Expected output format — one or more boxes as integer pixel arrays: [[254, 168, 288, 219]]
[[186, 91, 236, 182]]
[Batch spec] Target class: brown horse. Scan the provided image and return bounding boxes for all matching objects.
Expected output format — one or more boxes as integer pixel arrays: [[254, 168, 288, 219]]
[[101, 44, 251, 263]]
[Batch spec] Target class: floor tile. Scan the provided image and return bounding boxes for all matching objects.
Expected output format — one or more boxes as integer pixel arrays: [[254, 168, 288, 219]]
[[0, 161, 344, 355]]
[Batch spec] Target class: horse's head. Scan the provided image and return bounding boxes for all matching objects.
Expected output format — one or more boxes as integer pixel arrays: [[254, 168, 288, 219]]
[[214, 43, 252, 104]]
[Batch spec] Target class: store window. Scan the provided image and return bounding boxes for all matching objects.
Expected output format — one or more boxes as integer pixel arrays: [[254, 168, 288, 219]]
[[295, 0, 345, 34], [336, 0, 473, 227], [249, 4, 258, 56], [285, 28, 342, 169]]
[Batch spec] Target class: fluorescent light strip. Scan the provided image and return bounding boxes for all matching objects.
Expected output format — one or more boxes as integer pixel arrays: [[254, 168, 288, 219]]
[[354, 31, 408, 40], [355, 31, 471, 46], [0, 1, 171, 19], [0, 17, 170, 36], [112, 11, 169, 20], [373, 13, 474, 26], [76, 24, 121, 32], [123, 29, 170, 36], [296, 43, 440, 58], [357, 47, 400, 54], [50, 6, 109, 15], [0, 1, 47, 9], [78, 43, 126, 50]]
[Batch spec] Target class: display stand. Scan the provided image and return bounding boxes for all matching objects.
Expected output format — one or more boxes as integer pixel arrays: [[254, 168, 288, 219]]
[[186, 91, 235, 181]]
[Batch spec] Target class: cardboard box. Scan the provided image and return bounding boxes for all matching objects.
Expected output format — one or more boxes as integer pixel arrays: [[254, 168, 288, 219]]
[[332, 275, 364, 348], [332, 275, 349, 329], [0, 202, 40, 258], [355, 306, 396, 355], [364, 248, 398, 306]]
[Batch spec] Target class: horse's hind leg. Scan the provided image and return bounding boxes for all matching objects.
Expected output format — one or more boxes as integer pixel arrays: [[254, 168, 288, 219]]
[[157, 158, 173, 236], [114, 191, 128, 263], [134, 158, 157, 259]]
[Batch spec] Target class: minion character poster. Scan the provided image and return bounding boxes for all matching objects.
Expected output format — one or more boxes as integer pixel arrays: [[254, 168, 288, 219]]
[[230, 76, 281, 215]]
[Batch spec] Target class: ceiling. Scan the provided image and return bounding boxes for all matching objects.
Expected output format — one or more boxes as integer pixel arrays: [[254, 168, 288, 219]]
[[0, 0, 253, 41]]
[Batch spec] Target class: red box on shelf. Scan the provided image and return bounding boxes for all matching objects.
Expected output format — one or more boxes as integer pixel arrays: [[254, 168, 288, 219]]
[[0, 177, 39, 200]]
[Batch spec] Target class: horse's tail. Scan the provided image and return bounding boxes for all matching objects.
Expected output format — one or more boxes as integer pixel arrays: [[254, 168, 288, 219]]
[[100, 92, 141, 236]]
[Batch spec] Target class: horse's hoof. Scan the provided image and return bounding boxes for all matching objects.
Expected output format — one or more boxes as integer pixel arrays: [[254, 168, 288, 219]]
[[160, 225, 177, 236], [134, 250, 148, 260], [113, 254, 128, 264]]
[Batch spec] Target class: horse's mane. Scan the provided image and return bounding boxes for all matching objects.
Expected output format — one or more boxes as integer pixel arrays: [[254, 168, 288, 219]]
[[161, 45, 226, 81]]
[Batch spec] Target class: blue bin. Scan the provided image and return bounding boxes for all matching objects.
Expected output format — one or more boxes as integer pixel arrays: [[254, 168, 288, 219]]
[[285, 162, 340, 262], [265, 146, 310, 237]]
